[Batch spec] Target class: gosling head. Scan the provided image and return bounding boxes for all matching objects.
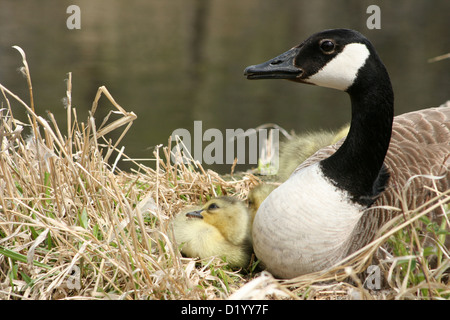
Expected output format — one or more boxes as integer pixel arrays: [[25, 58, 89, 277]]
[[186, 197, 251, 246], [247, 184, 278, 222]]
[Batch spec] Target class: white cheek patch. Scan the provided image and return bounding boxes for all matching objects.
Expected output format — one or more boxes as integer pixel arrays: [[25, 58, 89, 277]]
[[306, 43, 370, 91]]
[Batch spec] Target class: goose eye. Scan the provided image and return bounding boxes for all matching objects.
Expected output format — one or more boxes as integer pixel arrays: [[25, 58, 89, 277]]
[[320, 40, 335, 53], [208, 203, 219, 210]]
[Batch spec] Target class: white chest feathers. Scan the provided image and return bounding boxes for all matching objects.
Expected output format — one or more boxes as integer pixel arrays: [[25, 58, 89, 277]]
[[252, 162, 365, 278], [306, 43, 370, 91]]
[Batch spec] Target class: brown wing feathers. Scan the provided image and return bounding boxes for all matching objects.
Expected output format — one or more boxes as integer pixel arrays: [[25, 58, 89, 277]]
[[352, 105, 450, 252]]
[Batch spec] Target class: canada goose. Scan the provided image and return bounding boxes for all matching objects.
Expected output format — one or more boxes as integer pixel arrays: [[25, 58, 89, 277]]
[[244, 29, 450, 278], [277, 125, 349, 182], [172, 197, 253, 268]]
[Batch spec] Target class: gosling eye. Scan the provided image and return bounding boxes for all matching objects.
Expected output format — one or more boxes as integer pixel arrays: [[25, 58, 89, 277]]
[[319, 40, 335, 53], [208, 203, 219, 210]]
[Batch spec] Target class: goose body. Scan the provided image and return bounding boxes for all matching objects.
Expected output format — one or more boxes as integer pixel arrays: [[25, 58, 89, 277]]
[[172, 197, 253, 268], [244, 29, 450, 278]]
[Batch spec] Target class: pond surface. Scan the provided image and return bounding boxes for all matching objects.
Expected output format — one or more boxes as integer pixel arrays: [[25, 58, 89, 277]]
[[1, 0, 449, 173]]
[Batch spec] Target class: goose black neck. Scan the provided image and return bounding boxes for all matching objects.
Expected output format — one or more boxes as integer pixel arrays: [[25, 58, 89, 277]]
[[320, 56, 394, 207]]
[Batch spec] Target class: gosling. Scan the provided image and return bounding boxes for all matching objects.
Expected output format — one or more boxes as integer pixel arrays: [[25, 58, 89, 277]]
[[277, 125, 349, 181], [172, 197, 253, 268], [247, 184, 278, 223], [248, 126, 348, 219]]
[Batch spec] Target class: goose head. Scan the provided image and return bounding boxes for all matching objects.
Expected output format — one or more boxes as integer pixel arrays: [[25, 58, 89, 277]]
[[244, 29, 394, 278], [244, 28, 383, 92]]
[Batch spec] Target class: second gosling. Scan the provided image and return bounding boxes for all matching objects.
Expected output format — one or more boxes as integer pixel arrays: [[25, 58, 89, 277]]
[[247, 184, 278, 223], [277, 125, 349, 181], [172, 197, 253, 268]]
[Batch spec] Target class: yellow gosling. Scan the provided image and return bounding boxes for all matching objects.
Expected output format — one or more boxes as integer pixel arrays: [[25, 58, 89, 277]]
[[277, 125, 349, 182], [172, 197, 252, 268], [247, 184, 278, 223]]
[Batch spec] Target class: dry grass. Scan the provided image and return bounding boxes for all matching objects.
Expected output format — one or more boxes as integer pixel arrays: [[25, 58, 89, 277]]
[[0, 47, 448, 300]]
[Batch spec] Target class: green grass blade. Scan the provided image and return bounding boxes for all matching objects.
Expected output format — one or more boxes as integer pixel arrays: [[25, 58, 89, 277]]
[[0, 246, 52, 270]]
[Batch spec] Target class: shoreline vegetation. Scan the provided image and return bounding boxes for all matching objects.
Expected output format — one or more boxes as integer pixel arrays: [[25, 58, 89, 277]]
[[0, 47, 448, 300]]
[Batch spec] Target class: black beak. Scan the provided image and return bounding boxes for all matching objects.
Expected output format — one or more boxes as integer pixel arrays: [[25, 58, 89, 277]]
[[244, 47, 303, 80], [186, 209, 203, 219]]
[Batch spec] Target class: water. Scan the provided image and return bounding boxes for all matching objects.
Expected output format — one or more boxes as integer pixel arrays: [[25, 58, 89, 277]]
[[1, 0, 449, 173]]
